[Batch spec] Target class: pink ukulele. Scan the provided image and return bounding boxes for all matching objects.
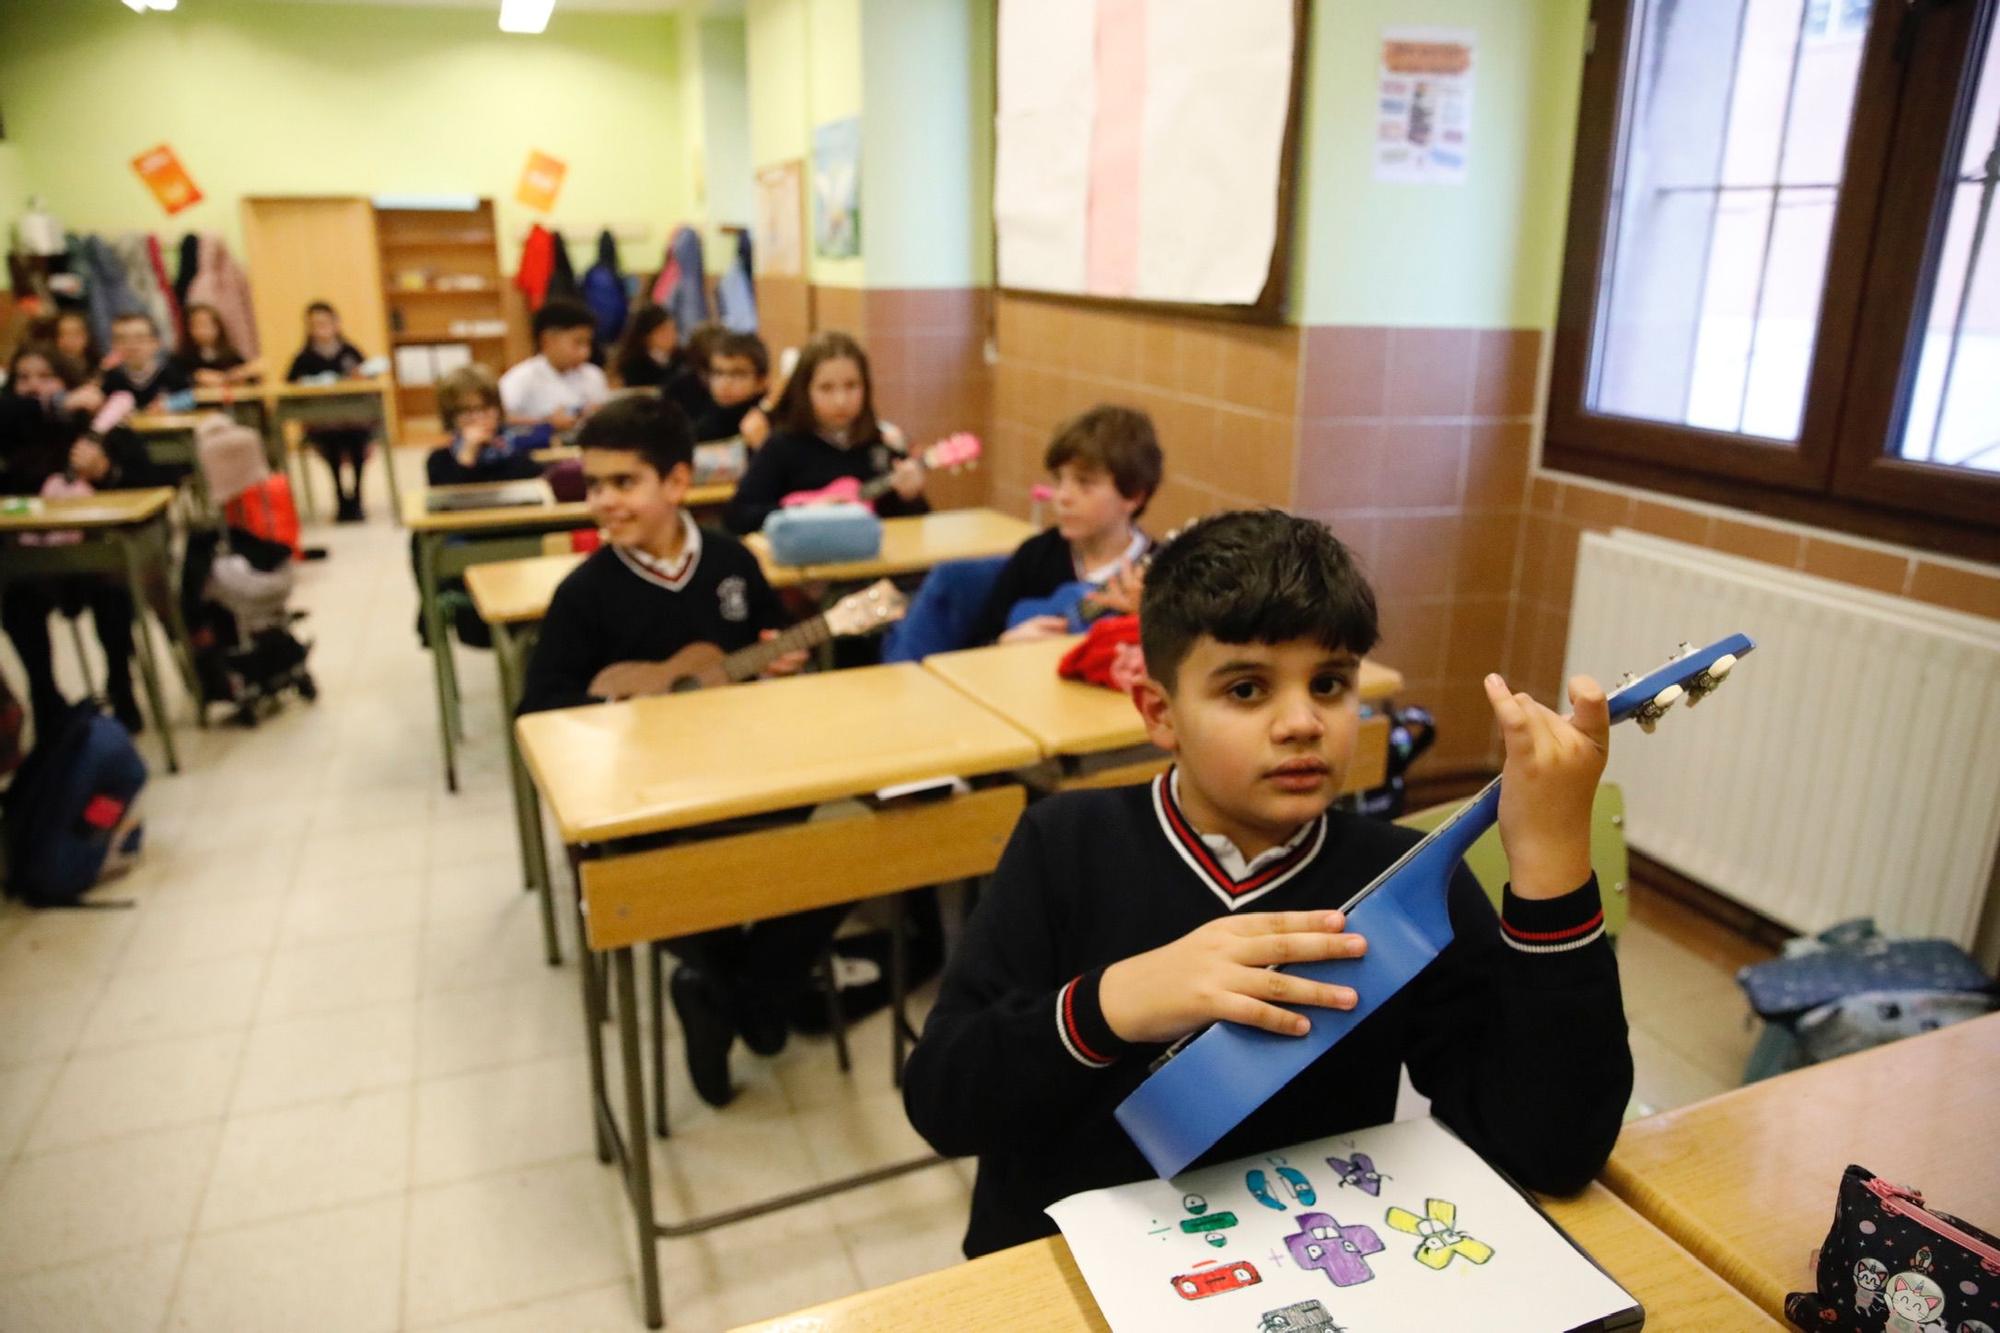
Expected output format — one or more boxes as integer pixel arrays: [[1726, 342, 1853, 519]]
[[778, 432, 983, 509]]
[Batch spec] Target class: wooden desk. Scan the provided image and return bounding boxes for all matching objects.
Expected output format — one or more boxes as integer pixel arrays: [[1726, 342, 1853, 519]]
[[515, 666, 1042, 1329], [405, 482, 597, 793], [745, 508, 1036, 588], [924, 635, 1406, 794], [1606, 1013, 2000, 1321], [733, 1183, 1778, 1332], [0, 489, 194, 771], [193, 378, 398, 525]]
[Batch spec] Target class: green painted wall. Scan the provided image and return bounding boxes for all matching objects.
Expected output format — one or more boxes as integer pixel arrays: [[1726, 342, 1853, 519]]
[[745, 0, 864, 286], [1292, 0, 1589, 329], [860, 0, 994, 289], [0, 144, 25, 289], [0, 0, 691, 284]]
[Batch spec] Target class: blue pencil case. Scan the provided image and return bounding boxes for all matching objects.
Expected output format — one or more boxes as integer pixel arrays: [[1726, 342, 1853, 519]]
[[762, 503, 882, 565]]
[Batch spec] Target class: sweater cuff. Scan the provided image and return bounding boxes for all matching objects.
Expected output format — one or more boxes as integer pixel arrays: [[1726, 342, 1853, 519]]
[[1054, 969, 1132, 1069], [1498, 874, 1606, 955]]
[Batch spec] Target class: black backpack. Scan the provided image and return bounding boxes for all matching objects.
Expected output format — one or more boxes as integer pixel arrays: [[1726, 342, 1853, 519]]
[[1, 702, 147, 908]]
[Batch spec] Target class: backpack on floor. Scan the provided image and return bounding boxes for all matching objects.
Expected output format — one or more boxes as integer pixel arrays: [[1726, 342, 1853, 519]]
[[0, 702, 148, 908], [225, 475, 301, 558]]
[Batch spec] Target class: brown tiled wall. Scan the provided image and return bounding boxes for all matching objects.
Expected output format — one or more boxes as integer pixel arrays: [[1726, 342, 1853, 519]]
[[1292, 327, 1543, 774], [1510, 475, 2000, 704], [989, 294, 1301, 531], [754, 276, 811, 359]]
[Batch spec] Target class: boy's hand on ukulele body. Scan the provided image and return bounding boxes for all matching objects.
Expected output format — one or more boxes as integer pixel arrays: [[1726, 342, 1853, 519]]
[[588, 660, 676, 700], [1098, 911, 1367, 1046], [1483, 673, 1611, 900]]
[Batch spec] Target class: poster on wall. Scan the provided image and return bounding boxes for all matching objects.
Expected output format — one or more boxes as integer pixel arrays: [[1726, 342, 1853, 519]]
[[812, 118, 861, 260], [1048, 1117, 1639, 1332], [515, 149, 567, 213], [1374, 27, 1475, 184], [754, 160, 805, 278], [131, 144, 203, 216]]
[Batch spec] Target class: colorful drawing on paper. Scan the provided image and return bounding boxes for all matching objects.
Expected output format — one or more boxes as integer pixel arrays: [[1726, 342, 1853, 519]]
[[1374, 28, 1474, 184], [515, 150, 567, 213], [1326, 1152, 1389, 1197], [1384, 1198, 1494, 1270], [1169, 1259, 1262, 1301], [1044, 1117, 1640, 1331], [131, 144, 203, 216], [812, 117, 861, 260]]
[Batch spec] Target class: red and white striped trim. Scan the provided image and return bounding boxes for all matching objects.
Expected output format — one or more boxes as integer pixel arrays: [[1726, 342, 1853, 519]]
[[1151, 772, 1326, 912], [1499, 910, 1606, 955], [611, 512, 702, 591], [1055, 977, 1115, 1069]]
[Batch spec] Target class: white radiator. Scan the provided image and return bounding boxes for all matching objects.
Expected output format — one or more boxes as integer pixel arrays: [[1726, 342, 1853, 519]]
[[1566, 530, 2000, 964]]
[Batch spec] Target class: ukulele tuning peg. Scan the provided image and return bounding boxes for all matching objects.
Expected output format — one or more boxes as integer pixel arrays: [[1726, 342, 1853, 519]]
[[1616, 671, 1639, 691], [1632, 683, 1683, 734], [1681, 653, 1737, 707]]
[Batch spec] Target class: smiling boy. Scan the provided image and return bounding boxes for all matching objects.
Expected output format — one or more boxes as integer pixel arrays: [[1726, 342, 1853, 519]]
[[903, 509, 1633, 1258]]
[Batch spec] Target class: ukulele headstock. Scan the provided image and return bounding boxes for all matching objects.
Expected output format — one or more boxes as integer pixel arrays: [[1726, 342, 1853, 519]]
[[1607, 633, 1755, 733], [824, 578, 910, 637], [921, 432, 983, 474]]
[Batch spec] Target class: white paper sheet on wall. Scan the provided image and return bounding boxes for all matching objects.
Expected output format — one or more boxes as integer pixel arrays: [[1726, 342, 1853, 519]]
[[994, 0, 1098, 294], [1134, 0, 1294, 304], [1047, 1117, 1640, 1333]]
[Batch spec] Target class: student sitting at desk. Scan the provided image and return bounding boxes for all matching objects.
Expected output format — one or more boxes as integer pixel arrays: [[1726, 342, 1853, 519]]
[[0, 342, 162, 737], [903, 509, 1632, 1258], [425, 365, 544, 487], [516, 394, 835, 1106], [501, 298, 608, 433], [32, 311, 103, 384], [611, 303, 706, 422], [100, 312, 191, 409], [723, 330, 926, 535], [285, 301, 372, 523], [174, 303, 260, 387], [969, 404, 1162, 647], [692, 330, 773, 447]]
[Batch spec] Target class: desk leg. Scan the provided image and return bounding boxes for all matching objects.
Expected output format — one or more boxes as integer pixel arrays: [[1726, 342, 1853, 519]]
[[377, 424, 405, 529], [283, 420, 320, 526], [417, 532, 459, 791], [613, 949, 666, 1330], [113, 526, 179, 775], [493, 622, 559, 965], [571, 850, 613, 1166]]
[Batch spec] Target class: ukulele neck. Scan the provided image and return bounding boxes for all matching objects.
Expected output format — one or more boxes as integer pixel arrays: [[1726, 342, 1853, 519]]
[[717, 614, 833, 682]]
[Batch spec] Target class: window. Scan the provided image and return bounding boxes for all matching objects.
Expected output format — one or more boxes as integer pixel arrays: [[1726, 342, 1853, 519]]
[[1551, 0, 2000, 551]]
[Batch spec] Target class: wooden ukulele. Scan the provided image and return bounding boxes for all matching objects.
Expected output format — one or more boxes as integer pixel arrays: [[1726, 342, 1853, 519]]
[[778, 432, 983, 508], [593, 578, 907, 699]]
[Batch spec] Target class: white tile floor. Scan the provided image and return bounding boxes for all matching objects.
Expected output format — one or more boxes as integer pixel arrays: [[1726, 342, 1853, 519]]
[[0, 452, 1764, 1330]]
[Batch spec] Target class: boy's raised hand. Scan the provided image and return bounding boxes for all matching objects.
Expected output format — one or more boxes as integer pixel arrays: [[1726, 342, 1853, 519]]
[[1098, 911, 1367, 1046], [1483, 673, 1611, 900]]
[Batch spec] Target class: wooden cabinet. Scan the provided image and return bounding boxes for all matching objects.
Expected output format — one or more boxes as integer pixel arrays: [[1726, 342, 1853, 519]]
[[375, 199, 527, 439]]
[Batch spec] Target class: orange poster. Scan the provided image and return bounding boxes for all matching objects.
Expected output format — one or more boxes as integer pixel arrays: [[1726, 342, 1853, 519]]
[[515, 150, 567, 213], [130, 144, 204, 215]]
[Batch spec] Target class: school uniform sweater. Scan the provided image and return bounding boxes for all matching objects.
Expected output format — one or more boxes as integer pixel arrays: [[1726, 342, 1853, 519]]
[[692, 397, 757, 444], [516, 514, 788, 715], [100, 356, 191, 409], [901, 774, 1631, 1259], [966, 526, 1150, 647], [723, 427, 930, 535], [423, 439, 544, 487], [286, 341, 364, 382], [0, 397, 162, 496]]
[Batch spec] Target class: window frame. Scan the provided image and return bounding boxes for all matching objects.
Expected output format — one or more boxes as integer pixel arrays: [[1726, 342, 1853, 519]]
[[1547, 0, 2000, 560]]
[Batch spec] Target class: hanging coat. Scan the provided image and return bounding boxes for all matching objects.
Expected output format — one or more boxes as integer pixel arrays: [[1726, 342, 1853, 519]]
[[144, 235, 183, 348], [513, 224, 556, 311], [545, 229, 581, 307], [184, 234, 260, 359], [650, 226, 710, 336], [716, 229, 758, 334], [74, 234, 139, 350], [580, 230, 628, 346], [111, 233, 178, 351], [173, 233, 200, 321]]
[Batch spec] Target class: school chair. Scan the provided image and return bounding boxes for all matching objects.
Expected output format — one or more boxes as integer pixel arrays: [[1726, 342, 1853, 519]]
[[1396, 782, 1629, 940]]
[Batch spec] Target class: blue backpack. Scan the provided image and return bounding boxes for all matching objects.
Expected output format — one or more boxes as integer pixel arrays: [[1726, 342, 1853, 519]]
[[1, 703, 147, 907]]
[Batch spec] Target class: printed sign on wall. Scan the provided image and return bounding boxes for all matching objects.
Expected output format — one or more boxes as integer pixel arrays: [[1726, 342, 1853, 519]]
[[1374, 28, 1476, 184], [131, 144, 203, 215], [515, 149, 567, 213]]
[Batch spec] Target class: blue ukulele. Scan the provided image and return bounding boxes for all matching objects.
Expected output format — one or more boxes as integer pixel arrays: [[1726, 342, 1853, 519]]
[[1115, 634, 1756, 1180]]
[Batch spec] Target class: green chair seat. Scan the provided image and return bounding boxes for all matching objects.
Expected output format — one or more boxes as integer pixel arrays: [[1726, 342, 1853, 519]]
[[1395, 783, 1628, 938]]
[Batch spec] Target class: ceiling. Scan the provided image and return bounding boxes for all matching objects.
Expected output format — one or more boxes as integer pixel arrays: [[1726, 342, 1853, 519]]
[[247, 0, 741, 13]]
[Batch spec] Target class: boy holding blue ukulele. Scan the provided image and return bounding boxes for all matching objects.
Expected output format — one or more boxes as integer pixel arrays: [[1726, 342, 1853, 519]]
[[903, 509, 1632, 1257]]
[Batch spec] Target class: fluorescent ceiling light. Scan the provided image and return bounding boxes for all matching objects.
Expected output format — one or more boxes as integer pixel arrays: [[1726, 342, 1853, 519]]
[[120, 0, 176, 10], [499, 0, 554, 34]]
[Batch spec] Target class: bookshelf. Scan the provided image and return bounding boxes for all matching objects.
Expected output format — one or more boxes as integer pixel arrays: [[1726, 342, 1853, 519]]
[[373, 199, 528, 437]]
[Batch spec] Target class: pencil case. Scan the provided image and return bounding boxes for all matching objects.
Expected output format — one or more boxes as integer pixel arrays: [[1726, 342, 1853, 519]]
[[1784, 1163, 2000, 1330], [762, 502, 881, 565]]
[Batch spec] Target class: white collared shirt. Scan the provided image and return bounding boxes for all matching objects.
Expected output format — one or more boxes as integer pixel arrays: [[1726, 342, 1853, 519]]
[[499, 354, 609, 421], [1076, 530, 1150, 584], [612, 512, 702, 592], [1169, 767, 1319, 881]]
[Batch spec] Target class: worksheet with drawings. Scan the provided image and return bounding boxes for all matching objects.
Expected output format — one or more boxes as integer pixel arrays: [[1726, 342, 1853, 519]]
[[1047, 1116, 1640, 1332]]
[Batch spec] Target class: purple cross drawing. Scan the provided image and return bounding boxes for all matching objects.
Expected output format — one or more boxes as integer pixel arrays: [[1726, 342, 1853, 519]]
[[1284, 1212, 1385, 1288]]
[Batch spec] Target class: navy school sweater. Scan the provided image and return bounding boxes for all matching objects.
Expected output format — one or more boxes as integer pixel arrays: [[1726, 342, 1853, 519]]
[[901, 774, 1632, 1258]]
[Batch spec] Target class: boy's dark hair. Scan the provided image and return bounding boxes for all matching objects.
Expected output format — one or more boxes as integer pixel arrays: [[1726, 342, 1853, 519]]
[[435, 364, 502, 430], [305, 301, 337, 319], [711, 331, 770, 378], [111, 310, 158, 335], [576, 392, 694, 478], [682, 321, 728, 375], [1140, 509, 1378, 692], [532, 298, 595, 342], [1044, 405, 1163, 516]]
